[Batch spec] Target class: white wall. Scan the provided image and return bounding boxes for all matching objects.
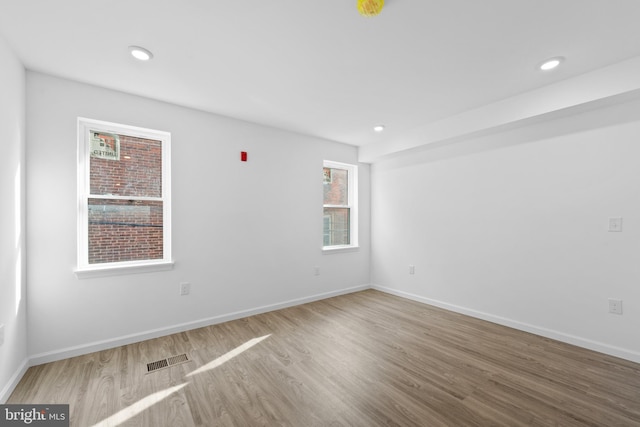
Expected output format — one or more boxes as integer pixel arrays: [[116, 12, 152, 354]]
[[26, 72, 370, 362], [371, 97, 640, 363], [0, 35, 27, 402]]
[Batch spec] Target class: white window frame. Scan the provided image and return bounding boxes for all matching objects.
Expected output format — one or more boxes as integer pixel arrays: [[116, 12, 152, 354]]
[[322, 160, 358, 252], [75, 117, 173, 278]]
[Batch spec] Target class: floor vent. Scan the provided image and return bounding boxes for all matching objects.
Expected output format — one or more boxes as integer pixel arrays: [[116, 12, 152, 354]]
[[146, 353, 190, 373], [167, 354, 189, 365]]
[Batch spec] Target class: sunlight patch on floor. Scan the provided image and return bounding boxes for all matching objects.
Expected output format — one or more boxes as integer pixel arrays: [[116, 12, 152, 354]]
[[187, 334, 271, 377], [90, 383, 188, 427]]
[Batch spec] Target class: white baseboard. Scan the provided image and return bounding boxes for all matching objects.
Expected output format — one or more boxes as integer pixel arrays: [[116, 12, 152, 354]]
[[29, 284, 371, 366], [0, 359, 29, 403], [17, 283, 637, 396], [372, 284, 640, 364]]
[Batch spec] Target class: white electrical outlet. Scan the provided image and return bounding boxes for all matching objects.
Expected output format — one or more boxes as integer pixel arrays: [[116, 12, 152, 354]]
[[314, 266, 320, 276], [608, 298, 623, 315], [409, 265, 415, 275], [0, 324, 4, 346], [608, 217, 623, 232], [180, 282, 190, 296]]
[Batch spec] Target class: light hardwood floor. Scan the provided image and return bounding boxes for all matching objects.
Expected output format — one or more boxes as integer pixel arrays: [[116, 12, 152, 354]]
[[8, 290, 640, 426]]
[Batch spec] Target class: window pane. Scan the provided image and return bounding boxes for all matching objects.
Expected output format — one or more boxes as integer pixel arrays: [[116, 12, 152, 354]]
[[90, 132, 162, 198], [323, 167, 348, 205], [88, 198, 163, 264], [323, 207, 350, 245], [323, 216, 331, 246]]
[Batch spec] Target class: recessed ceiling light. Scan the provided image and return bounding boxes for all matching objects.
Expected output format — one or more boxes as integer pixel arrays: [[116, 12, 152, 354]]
[[373, 125, 385, 132], [129, 46, 153, 61], [539, 56, 564, 71]]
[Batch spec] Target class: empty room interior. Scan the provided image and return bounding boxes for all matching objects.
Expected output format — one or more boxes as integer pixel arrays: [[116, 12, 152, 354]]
[[1, 1, 640, 425]]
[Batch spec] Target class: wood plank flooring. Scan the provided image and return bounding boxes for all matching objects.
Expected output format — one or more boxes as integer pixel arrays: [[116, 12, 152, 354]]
[[8, 290, 640, 426]]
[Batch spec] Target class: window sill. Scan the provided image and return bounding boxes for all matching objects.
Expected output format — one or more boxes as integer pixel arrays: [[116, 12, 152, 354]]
[[322, 245, 359, 254], [75, 260, 175, 279]]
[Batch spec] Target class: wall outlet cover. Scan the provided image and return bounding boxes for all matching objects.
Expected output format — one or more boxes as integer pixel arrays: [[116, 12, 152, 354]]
[[608, 298, 623, 315], [180, 282, 190, 296], [608, 217, 623, 232]]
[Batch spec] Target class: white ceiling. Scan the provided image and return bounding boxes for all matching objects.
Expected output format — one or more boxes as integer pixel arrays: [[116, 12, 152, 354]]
[[2, 1, 640, 161]]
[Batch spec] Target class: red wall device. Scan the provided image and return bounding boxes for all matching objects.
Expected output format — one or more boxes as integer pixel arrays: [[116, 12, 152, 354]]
[[241, 151, 247, 162]]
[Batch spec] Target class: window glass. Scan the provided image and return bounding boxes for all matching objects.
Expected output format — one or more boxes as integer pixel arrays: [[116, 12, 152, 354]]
[[323, 167, 348, 205], [323, 208, 350, 246], [90, 132, 162, 198], [322, 161, 357, 249], [88, 199, 163, 264], [77, 118, 171, 273]]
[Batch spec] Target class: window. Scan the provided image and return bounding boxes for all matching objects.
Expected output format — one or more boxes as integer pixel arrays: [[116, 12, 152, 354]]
[[76, 118, 172, 276], [323, 161, 357, 250]]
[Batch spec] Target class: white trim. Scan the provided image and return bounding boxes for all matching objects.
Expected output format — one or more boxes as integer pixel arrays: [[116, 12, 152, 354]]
[[371, 284, 640, 364], [322, 245, 360, 254], [0, 358, 29, 403], [75, 260, 174, 279], [9, 283, 639, 395], [77, 117, 172, 272], [86, 195, 163, 201], [28, 284, 370, 366], [322, 160, 358, 249]]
